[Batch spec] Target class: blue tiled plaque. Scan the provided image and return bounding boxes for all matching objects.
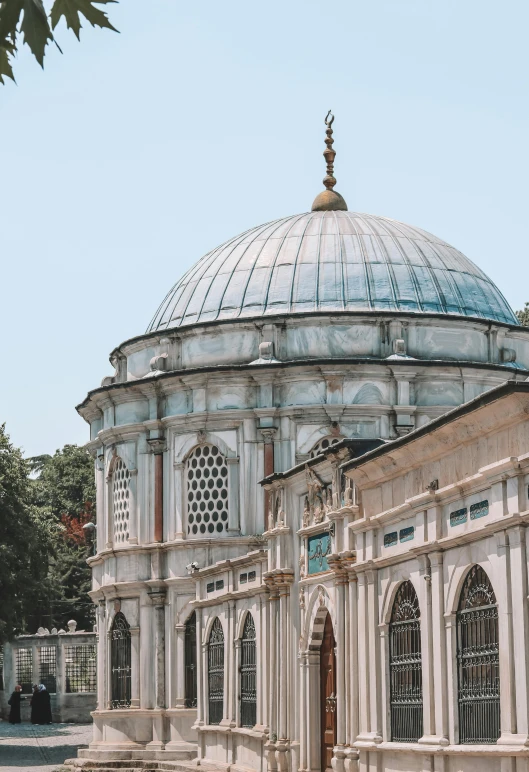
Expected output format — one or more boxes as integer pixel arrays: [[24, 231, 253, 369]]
[[470, 500, 489, 520], [450, 507, 468, 527], [307, 532, 331, 575], [399, 526, 415, 543], [384, 531, 398, 548]]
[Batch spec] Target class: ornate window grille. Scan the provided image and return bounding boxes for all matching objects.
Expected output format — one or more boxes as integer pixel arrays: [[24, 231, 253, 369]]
[[111, 612, 131, 709], [112, 457, 130, 544], [64, 645, 97, 693], [186, 444, 229, 536], [240, 613, 257, 728], [184, 612, 197, 708], [208, 618, 224, 725], [38, 646, 57, 693], [456, 565, 500, 744], [309, 435, 343, 459], [16, 648, 33, 694], [389, 581, 423, 742]]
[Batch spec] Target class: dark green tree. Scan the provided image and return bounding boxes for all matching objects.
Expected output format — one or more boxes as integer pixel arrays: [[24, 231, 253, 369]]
[[29, 444, 96, 632], [0, 0, 118, 85], [516, 304, 529, 327], [0, 424, 57, 642]]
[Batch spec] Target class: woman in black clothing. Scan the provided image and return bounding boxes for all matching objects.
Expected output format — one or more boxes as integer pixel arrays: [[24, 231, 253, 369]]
[[30, 684, 40, 724], [38, 684, 53, 724], [8, 684, 22, 724]]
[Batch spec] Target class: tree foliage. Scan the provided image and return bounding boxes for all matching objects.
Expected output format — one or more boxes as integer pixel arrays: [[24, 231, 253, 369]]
[[0, 430, 96, 642], [0, 424, 57, 642], [0, 0, 118, 84], [516, 303, 529, 327], [29, 444, 96, 634]]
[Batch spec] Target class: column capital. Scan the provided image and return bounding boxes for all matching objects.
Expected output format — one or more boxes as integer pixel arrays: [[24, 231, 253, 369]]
[[148, 591, 167, 607], [259, 427, 278, 444], [147, 437, 166, 455]]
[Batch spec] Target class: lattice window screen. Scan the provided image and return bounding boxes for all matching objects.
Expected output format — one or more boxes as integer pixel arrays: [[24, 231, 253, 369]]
[[112, 458, 130, 544], [16, 648, 33, 694], [309, 435, 343, 458], [64, 645, 97, 693], [38, 646, 57, 693], [186, 444, 229, 535]]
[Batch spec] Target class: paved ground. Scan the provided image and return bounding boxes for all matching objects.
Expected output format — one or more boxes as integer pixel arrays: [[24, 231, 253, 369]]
[[0, 721, 91, 772]]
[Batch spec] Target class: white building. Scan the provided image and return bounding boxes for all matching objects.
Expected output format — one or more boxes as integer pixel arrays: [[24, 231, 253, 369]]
[[71, 120, 529, 772]]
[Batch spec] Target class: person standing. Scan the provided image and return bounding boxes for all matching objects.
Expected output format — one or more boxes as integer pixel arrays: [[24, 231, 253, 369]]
[[8, 684, 22, 724], [38, 684, 53, 724], [30, 684, 41, 724]]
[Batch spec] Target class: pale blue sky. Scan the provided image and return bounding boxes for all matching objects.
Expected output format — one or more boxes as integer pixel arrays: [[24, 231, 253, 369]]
[[1, 0, 528, 457]]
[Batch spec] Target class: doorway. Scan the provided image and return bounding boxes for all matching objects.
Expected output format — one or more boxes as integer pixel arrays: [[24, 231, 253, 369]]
[[319, 613, 336, 772]]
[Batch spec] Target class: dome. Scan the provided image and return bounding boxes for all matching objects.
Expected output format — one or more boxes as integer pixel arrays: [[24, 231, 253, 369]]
[[147, 210, 518, 333]]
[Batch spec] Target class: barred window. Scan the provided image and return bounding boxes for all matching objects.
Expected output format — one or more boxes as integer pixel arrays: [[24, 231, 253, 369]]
[[240, 614, 257, 728], [184, 612, 197, 708], [208, 618, 224, 725], [111, 612, 131, 709], [113, 457, 130, 544], [389, 581, 423, 742], [187, 444, 228, 536], [38, 646, 57, 693], [0, 645, 3, 691], [16, 648, 33, 694], [64, 645, 97, 693], [457, 565, 500, 744]]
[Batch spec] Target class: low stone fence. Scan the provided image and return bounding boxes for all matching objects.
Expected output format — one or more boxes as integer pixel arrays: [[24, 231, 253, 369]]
[[0, 622, 96, 723]]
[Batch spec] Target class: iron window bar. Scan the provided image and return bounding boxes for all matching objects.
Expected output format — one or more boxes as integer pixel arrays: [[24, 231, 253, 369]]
[[111, 612, 131, 709], [240, 614, 257, 728], [456, 565, 500, 744], [208, 618, 224, 725], [389, 581, 423, 743]]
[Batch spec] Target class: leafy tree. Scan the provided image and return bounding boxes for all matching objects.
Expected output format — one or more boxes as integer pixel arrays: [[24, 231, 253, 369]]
[[0, 0, 118, 85], [29, 444, 96, 632], [516, 303, 529, 327], [0, 424, 57, 642]]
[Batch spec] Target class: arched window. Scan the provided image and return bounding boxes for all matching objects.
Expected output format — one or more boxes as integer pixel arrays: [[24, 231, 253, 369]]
[[186, 444, 229, 536], [240, 613, 257, 728], [208, 618, 224, 725], [389, 581, 423, 742], [110, 612, 131, 709], [112, 457, 130, 544], [457, 565, 500, 744], [184, 611, 197, 708], [309, 435, 344, 459]]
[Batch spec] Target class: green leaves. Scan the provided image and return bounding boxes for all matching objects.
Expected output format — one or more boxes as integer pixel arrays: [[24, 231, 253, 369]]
[[0, 0, 118, 82], [0, 43, 15, 83], [51, 0, 117, 40], [20, 0, 53, 66]]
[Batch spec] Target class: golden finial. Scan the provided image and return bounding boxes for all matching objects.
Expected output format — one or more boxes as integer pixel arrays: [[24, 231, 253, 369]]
[[311, 110, 348, 212]]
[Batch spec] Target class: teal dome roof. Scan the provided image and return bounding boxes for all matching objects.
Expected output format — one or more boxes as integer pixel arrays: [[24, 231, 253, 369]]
[[147, 211, 518, 332]]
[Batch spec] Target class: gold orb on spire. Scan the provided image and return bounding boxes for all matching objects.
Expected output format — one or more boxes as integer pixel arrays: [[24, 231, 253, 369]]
[[311, 110, 348, 212]]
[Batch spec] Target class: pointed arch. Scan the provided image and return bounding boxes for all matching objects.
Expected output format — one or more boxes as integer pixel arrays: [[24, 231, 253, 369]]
[[240, 613, 257, 728], [352, 383, 383, 405], [110, 612, 131, 709], [186, 443, 229, 536], [456, 565, 500, 743], [389, 581, 423, 742], [207, 617, 224, 725]]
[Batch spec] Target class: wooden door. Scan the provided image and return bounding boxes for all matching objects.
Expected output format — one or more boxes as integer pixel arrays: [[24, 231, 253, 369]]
[[320, 613, 337, 772]]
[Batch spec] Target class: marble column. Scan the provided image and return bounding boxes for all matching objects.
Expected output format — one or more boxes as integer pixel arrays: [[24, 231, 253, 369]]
[[429, 551, 449, 744], [507, 526, 529, 742]]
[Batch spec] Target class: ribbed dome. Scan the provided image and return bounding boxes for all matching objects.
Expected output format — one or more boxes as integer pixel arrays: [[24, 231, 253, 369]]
[[147, 211, 518, 332]]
